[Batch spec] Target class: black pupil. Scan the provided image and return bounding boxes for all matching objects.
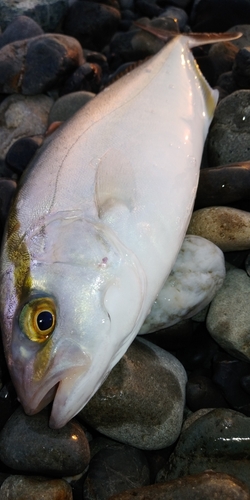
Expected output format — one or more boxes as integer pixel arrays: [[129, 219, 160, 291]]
[[37, 311, 53, 331]]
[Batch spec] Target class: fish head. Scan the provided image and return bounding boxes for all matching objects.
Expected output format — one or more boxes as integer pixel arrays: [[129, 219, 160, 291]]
[[0, 212, 145, 427]]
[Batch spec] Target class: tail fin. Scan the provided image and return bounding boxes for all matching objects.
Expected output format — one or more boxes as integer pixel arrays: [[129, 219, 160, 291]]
[[134, 22, 242, 48]]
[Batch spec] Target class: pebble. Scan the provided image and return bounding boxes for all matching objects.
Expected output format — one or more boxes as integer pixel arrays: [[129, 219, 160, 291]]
[[0, 0, 67, 32], [143, 319, 194, 352], [160, 7, 188, 31], [0, 94, 53, 160], [228, 24, 250, 49], [208, 90, 250, 166], [233, 46, 250, 88], [48, 91, 95, 124], [63, 1, 121, 51], [190, 0, 250, 32], [0, 179, 17, 236], [109, 471, 250, 500], [60, 61, 102, 95], [187, 206, 250, 251], [0, 475, 73, 500], [83, 443, 150, 500], [207, 268, 250, 362], [174, 323, 219, 372], [139, 235, 225, 333], [5, 136, 43, 175], [0, 407, 90, 476], [157, 408, 250, 490], [0, 15, 43, 49], [208, 41, 239, 82], [195, 161, 250, 208], [216, 71, 238, 97], [79, 338, 187, 450]]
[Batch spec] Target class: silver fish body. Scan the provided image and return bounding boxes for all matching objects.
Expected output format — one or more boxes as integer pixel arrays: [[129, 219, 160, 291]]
[[0, 32, 224, 427]]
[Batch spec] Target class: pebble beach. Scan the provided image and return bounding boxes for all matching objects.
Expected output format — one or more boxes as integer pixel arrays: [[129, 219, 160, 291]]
[[1, 0, 250, 498]]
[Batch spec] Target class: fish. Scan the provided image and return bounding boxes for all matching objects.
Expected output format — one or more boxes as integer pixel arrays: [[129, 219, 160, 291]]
[[0, 25, 241, 428]]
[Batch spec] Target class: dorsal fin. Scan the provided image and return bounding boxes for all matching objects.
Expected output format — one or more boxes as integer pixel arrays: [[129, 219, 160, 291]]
[[134, 22, 242, 48]]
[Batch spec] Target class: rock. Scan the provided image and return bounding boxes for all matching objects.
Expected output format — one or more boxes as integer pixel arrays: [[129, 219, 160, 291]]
[[228, 24, 250, 49], [5, 136, 43, 175], [208, 90, 250, 166], [0, 475, 73, 500], [0, 34, 83, 95], [206, 268, 250, 362], [83, 443, 150, 500], [174, 323, 219, 372], [60, 62, 102, 95], [0, 15, 43, 49], [233, 47, 250, 88], [0, 178, 17, 235], [0, 0, 68, 32], [0, 406, 90, 476], [195, 162, 250, 209], [142, 319, 194, 352], [156, 408, 250, 490], [187, 206, 250, 252], [109, 471, 250, 500], [139, 235, 225, 334], [48, 91, 95, 124], [63, 1, 121, 51], [79, 338, 187, 450], [186, 375, 229, 412], [160, 7, 188, 30], [190, 0, 250, 32], [216, 71, 238, 97], [0, 383, 19, 430], [208, 41, 239, 81], [0, 94, 53, 160]]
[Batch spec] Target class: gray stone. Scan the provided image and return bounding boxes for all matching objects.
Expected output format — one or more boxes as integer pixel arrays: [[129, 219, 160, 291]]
[[0, 0, 67, 32], [208, 41, 239, 81], [208, 90, 250, 166], [48, 91, 95, 124], [206, 268, 250, 362], [228, 25, 250, 49], [0, 15, 43, 49], [0, 406, 90, 476], [233, 46, 250, 88], [79, 338, 187, 450], [0, 94, 53, 160], [156, 408, 250, 490], [0, 475, 73, 500]]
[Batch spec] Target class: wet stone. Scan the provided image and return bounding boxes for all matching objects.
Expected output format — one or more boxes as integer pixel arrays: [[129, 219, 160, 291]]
[[208, 90, 250, 166], [109, 471, 250, 500], [0, 0, 68, 32], [0, 406, 90, 476], [0, 475, 73, 500], [187, 206, 250, 252], [79, 338, 187, 450], [207, 268, 250, 362], [63, 1, 121, 51], [83, 443, 150, 500], [195, 162, 250, 209], [156, 408, 250, 490]]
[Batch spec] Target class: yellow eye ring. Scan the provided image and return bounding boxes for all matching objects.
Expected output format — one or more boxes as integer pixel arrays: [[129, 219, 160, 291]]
[[19, 297, 56, 343]]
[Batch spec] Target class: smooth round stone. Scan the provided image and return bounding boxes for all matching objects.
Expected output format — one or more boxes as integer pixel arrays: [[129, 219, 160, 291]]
[[160, 7, 188, 30], [195, 162, 250, 209], [79, 338, 187, 450], [109, 471, 250, 500], [83, 443, 150, 500], [48, 91, 95, 124], [175, 323, 219, 372], [186, 375, 229, 412], [0, 383, 19, 430], [0, 0, 67, 32], [140, 235, 225, 334], [63, 1, 121, 51], [207, 268, 250, 362], [208, 41, 239, 81], [0, 407, 90, 476], [187, 206, 250, 252], [0, 15, 43, 49], [60, 62, 102, 95], [0, 94, 53, 160], [216, 71, 238, 97], [233, 47, 250, 88], [0, 475, 73, 500], [208, 90, 250, 166], [0, 178, 17, 232], [190, 0, 250, 32], [157, 408, 250, 489], [5, 136, 43, 174], [228, 24, 250, 49]]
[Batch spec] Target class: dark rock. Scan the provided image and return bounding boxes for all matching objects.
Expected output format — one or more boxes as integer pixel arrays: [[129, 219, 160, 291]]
[[0, 406, 90, 476], [195, 162, 250, 209], [233, 47, 250, 88], [0, 178, 17, 234], [186, 375, 229, 412], [0, 383, 19, 430], [0, 15, 43, 49], [209, 42, 239, 81], [60, 62, 102, 95], [142, 319, 194, 351], [160, 7, 188, 30], [5, 136, 43, 175], [48, 91, 95, 124], [0, 475, 73, 499], [0, 0, 67, 32], [174, 323, 219, 372], [109, 471, 250, 499], [63, 1, 121, 51], [79, 338, 186, 450], [83, 443, 150, 500], [135, 0, 164, 18], [216, 71, 238, 97], [208, 90, 250, 166], [228, 24, 250, 49], [157, 408, 250, 489], [190, 0, 250, 32]]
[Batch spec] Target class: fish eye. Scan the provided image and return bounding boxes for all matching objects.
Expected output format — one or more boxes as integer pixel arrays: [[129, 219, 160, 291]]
[[19, 297, 56, 343]]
